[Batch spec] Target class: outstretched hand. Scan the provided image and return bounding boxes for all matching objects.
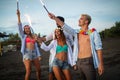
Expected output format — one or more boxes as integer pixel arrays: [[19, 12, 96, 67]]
[[48, 13, 56, 20], [37, 37, 43, 45], [33, 34, 38, 41]]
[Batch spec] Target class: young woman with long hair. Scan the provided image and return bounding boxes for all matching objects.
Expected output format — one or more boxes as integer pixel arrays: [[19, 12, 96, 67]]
[[39, 28, 72, 80], [17, 9, 41, 80]]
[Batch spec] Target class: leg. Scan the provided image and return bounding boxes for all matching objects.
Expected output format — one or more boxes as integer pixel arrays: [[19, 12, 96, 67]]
[[49, 72, 57, 80], [33, 58, 41, 80], [49, 65, 57, 80], [79, 70, 86, 80], [49, 65, 54, 80], [62, 69, 72, 80], [79, 58, 96, 80], [23, 60, 31, 80], [77, 59, 86, 80], [82, 64, 96, 80], [53, 66, 63, 80], [49, 72, 54, 80]]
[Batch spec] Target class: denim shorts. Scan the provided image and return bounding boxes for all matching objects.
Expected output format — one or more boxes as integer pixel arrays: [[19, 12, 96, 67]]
[[52, 58, 69, 70], [23, 48, 38, 61]]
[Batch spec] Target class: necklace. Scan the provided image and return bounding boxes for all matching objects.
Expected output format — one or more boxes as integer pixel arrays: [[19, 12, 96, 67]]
[[79, 28, 96, 35]]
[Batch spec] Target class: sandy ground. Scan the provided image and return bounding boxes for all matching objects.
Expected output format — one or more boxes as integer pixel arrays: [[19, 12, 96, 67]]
[[0, 38, 120, 80]]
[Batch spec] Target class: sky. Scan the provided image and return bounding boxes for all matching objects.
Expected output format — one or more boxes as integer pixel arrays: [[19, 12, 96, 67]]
[[0, 0, 120, 36]]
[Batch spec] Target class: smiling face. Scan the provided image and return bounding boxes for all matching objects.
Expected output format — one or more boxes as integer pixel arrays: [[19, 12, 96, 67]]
[[24, 25, 31, 35], [55, 29, 61, 39], [54, 28, 66, 44]]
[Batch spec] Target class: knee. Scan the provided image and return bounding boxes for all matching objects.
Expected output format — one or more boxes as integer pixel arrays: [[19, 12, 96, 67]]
[[26, 69, 31, 75]]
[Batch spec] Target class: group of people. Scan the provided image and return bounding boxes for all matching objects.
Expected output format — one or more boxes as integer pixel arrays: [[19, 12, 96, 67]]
[[17, 9, 104, 80]]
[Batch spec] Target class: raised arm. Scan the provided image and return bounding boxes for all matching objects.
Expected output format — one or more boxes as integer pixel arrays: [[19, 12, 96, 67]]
[[16, 10, 24, 38], [48, 13, 76, 36], [48, 13, 64, 27], [17, 9, 21, 24]]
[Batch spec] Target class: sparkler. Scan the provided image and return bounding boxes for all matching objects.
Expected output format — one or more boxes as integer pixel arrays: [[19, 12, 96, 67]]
[[17, 0, 19, 10], [24, 14, 32, 27], [39, 0, 49, 13], [24, 14, 35, 34]]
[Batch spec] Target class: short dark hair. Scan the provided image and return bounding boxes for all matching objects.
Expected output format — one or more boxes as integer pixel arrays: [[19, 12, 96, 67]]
[[57, 16, 65, 22]]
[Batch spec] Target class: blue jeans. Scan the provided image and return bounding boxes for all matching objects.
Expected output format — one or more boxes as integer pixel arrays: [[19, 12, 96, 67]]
[[23, 48, 38, 61], [52, 57, 69, 70]]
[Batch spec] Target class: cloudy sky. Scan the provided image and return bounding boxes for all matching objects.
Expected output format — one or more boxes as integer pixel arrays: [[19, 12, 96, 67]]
[[0, 0, 120, 35]]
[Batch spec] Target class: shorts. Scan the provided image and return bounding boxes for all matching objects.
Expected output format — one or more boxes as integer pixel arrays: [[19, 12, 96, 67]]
[[52, 57, 69, 70], [23, 48, 38, 61]]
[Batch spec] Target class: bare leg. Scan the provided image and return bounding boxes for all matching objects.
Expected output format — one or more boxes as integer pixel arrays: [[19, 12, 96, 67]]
[[23, 60, 31, 80], [62, 69, 72, 80], [53, 66, 63, 80], [49, 72, 54, 80], [33, 58, 41, 80]]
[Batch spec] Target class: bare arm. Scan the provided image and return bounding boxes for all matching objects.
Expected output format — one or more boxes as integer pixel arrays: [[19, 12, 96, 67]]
[[16, 9, 24, 38], [48, 13, 64, 28], [97, 49, 104, 75], [48, 13, 75, 36], [17, 9, 21, 24]]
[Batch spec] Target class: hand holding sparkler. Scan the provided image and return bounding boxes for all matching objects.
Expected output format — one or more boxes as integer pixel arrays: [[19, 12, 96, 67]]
[[48, 13, 56, 20], [48, 13, 64, 28]]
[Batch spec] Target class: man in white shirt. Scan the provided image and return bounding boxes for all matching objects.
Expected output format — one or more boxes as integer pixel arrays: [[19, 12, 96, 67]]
[[47, 12, 104, 80]]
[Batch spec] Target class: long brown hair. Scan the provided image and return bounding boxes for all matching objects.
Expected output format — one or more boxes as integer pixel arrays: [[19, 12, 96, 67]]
[[23, 25, 33, 38], [54, 28, 66, 45]]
